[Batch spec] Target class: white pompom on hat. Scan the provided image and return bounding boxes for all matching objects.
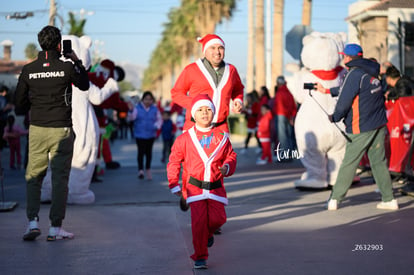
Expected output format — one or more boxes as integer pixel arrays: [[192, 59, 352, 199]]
[[197, 34, 225, 54], [191, 94, 216, 119]]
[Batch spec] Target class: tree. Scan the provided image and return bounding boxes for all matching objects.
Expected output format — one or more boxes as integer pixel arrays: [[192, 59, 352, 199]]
[[67, 11, 86, 37], [142, 0, 237, 98], [25, 43, 38, 60], [247, 0, 255, 93], [272, 0, 284, 89], [255, 0, 265, 90]]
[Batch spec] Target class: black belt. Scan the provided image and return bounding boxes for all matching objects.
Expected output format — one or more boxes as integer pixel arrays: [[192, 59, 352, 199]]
[[189, 176, 222, 190]]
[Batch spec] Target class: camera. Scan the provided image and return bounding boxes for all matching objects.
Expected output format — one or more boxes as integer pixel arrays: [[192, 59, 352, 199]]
[[303, 83, 317, 90], [62, 39, 72, 56]]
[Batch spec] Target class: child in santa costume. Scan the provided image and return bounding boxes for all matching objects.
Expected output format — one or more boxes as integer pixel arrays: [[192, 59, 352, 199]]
[[170, 34, 244, 133], [256, 104, 273, 165], [167, 94, 237, 269]]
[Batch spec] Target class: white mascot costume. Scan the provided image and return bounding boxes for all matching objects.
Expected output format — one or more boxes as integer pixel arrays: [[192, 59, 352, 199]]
[[291, 32, 347, 189], [41, 35, 119, 204]]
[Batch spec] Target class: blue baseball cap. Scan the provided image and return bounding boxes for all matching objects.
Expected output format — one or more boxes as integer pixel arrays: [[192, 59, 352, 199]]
[[339, 43, 363, 56]]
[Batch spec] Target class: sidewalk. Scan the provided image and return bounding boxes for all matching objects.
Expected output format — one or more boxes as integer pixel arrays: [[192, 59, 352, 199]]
[[0, 135, 413, 275]]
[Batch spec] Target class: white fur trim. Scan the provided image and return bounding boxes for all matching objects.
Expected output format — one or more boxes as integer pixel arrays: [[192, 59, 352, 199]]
[[170, 186, 181, 193], [203, 38, 225, 54], [191, 99, 215, 118]]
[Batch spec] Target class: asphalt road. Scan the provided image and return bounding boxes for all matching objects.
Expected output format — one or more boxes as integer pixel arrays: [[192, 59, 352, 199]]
[[0, 135, 413, 275]]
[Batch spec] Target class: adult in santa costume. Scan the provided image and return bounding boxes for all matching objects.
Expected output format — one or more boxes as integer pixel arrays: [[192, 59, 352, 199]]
[[167, 94, 237, 269], [41, 35, 119, 204], [89, 59, 132, 171], [170, 34, 244, 133], [290, 32, 347, 189]]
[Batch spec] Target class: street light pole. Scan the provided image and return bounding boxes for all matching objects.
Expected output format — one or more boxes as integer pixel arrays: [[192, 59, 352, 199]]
[[49, 0, 57, 26]]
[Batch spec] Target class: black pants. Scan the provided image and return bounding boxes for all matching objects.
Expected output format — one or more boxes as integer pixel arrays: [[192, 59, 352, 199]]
[[135, 138, 155, 170], [245, 131, 261, 149], [162, 139, 174, 162]]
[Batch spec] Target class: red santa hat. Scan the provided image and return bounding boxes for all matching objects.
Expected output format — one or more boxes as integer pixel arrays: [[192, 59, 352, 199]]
[[197, 34, 225, 54], [100, 59, 115, 78], [191, 94, 216, 118]]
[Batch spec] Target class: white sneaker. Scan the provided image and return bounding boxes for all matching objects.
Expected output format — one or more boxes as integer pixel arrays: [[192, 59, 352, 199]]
[[376, 199, 399, 210], [256, 158, 267, 165], [23, 220, 41, 241], [327, 199, 338, 210], [255, 148, 262, 154], [47, 227, 74, 241]]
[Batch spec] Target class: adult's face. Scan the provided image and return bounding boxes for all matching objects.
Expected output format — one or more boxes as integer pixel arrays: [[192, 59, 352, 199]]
[[204, 44, 225, 68]]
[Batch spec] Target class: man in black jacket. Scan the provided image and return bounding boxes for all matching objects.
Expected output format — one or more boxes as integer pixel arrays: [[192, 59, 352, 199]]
[[385, 65, 414, 100], [15, 25, 89, 241]]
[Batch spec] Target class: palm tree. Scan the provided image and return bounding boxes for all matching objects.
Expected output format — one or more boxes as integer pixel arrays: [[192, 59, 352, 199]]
[[25, 43, 39, 60], [272, 0, 284, 89], [246, 0, 255, 93], [142, 0, 237, 98], [67, 11, 86, 37], [255, 0, 265, 90]]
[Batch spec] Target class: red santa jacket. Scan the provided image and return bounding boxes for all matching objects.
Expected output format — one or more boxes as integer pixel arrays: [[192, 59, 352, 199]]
[[257, 110, 273, 142], [167, 125, 237, 205], [171, 59, 244, 132], [245, 101, 260, 129], [272, 84, 297, 119], [89, 72, 130, 127]]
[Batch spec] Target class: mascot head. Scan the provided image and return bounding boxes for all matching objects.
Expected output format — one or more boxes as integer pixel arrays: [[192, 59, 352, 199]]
[[301, 32, 346, 71], [61, 35, 92, 70]]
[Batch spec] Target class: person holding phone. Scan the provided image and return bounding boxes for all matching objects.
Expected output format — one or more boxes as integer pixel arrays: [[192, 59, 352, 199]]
[[15, 25, 90, 241]]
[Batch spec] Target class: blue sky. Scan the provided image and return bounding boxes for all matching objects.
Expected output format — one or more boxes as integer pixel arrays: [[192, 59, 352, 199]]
[[0, 0, 356, 77]]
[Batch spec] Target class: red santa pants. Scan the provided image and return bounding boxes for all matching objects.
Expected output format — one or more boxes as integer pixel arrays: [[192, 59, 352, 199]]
[[190, 199, 226, 261], [261, 141, 273, 163]]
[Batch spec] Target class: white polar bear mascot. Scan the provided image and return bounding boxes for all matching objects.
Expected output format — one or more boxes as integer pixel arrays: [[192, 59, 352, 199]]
[[41, 35, 119, 204], [291, 32, 347, 189]]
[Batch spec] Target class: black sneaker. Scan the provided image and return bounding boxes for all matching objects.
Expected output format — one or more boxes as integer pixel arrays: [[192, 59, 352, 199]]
[[214, 227, 222, 235], [194, 259, 208, 269], [208, 236, 214, 247]]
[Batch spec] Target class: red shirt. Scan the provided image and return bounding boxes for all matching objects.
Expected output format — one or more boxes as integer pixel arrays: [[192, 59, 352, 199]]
[[272, 84, 297, 119]]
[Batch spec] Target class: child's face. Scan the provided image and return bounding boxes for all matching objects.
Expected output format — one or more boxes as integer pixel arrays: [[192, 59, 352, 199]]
[[162, 113, 170, 120], [261, 106, 268, 115], [194, 106, 214, 128]]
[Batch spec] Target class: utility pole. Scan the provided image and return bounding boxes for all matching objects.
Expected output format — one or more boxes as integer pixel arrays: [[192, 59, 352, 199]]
[[49, 0, 57, 26], [272, 0, 284, 89], [247, 0, 255, 93], [302, 0, 312, 26], [255, 0, 265, 90], [265, 0, 272, 90]]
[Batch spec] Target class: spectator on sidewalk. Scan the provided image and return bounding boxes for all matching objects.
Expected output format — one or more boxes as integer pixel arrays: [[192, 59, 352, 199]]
[[385, 65, 414, 100], [256, 104, 273, 165], [240, 91, 261, 154], [160, 110, 176, 163], [167, 94, 237, 269], [3, 115, 28, 170], [0, 85, 14, 150], [272, 76, 297, 160]]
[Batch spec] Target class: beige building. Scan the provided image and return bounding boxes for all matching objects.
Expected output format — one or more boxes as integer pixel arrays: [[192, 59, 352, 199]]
[[0, 40, 28, 89], [346, 0, 414, 76]]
